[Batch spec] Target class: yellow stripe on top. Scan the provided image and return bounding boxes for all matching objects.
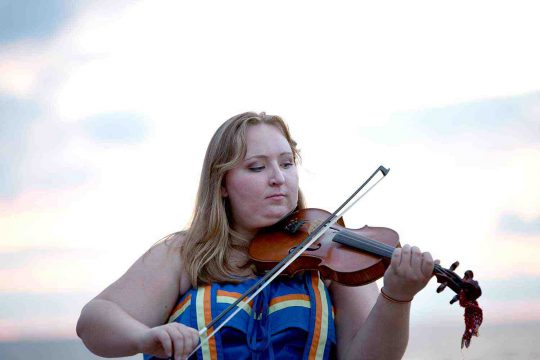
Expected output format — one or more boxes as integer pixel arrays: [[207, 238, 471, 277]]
[[216, 291, 311, 316], [269, 294, 311, 314], [168, 294, 191, 323], [308, 273, 329, 360], [196, 286, 218, 360], [216, 290, 254, 315]]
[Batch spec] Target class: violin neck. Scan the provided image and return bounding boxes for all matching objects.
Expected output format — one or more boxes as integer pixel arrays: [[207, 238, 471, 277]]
[[333, 230, 452, 275], [332, 229, 395, 259], [332, 229, 470, 296]]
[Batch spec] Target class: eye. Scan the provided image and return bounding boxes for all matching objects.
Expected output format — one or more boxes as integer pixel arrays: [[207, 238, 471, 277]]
[[282, 161, 294, 168], [249, 166, 265, 172]]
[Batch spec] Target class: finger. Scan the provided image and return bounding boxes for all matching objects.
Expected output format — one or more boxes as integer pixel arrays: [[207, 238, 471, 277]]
[[179, 325, 195, 357], [169, 326, 185, 360], [391, 247, 402, 274], [410, 246, 422, 271], [156, 330, 173, 358], [421, 252, 435, 278], [189, 328, 200, 351], [399, 244, 411, 270]]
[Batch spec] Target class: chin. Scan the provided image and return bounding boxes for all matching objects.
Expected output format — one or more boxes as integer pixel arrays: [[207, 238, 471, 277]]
[[264, 208, 294, 224]]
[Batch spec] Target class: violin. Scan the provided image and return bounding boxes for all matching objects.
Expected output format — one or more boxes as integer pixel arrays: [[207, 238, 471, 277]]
[[248, 206, 483, 348], [248, 207, 482, 304]]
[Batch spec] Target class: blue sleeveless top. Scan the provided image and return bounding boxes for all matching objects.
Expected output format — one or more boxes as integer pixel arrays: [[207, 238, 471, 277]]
[[143, 271, 336, 360]]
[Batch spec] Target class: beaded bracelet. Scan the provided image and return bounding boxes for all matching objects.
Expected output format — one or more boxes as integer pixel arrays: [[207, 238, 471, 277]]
[[380, 287, 413, 304]]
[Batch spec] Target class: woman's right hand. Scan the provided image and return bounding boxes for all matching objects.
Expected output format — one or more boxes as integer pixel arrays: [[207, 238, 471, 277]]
[[138, 323, 200, 360]]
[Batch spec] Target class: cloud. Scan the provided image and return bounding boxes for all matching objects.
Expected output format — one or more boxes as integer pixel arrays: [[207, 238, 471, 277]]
[[0, 244, 124, 292], [410, 275, 540, 326], [81, 112, 148, 144], [480, 276, 540, 302], [0, 94, 149, 201], [0, 100, 90, 200], [0, 247, 99, 270], [0, 0, 84, 45], [368, 91, 540, 149], [499, 213, 540, 236], [0, 290, 92, 321], [0, 290, 93, 341], [0, 96, 40, 198]]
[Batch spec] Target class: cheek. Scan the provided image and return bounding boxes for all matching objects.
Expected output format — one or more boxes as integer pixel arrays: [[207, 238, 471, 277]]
[[227, 176, 261, 208], [288, 173, 299, 201]]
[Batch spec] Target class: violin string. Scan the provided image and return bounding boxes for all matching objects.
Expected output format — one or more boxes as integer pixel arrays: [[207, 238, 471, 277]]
[[334, 231, 466, 294], [336, 230, 455, 279], [336, 229, 395, 258]]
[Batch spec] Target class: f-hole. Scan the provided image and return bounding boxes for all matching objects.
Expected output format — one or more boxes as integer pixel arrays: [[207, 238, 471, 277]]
[[289, 243, 321, 253]]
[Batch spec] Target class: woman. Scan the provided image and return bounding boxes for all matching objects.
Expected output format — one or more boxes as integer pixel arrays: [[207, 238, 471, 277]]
[[77, 112, 435, 360]]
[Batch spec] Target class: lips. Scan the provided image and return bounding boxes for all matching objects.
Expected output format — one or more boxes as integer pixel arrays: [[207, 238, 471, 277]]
[[266, 193, 286, 199]]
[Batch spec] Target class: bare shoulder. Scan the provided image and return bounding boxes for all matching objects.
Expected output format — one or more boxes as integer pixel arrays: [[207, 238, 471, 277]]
[[143, 231, 192, 294], [95, 231, 192, 327], [152, 231, 191, 295]]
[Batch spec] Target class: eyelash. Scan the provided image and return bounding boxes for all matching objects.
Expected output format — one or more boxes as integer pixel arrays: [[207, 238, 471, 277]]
[[249, 162, 294, 172]]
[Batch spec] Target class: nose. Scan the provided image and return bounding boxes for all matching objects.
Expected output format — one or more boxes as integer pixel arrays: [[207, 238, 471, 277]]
[[269, 163, 285, 186]]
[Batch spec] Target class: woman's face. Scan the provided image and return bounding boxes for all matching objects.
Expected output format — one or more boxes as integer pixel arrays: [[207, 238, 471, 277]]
[[222, 123, 299, 238]]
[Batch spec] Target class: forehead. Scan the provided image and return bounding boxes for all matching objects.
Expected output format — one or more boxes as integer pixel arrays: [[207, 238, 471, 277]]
[[244, 123, 292, 157]]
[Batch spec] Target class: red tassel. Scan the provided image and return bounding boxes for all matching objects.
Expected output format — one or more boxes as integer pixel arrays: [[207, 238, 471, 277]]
[[459, 291, 483, 348]]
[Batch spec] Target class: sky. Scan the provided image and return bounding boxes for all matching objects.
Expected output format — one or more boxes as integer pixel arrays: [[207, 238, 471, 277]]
[[0, 0, 539, 349]]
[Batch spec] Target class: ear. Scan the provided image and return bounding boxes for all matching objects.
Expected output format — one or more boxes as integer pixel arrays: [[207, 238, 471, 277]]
[[221, 184, 228, 198]]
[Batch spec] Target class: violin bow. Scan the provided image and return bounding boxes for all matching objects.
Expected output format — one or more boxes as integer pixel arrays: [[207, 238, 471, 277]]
[[185, 165, 390, 358]]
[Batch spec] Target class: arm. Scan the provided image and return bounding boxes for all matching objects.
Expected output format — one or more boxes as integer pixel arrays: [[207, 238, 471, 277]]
[[76, 234, 198, 358], [330, 244, 435, 360], [76, 298, 151, 357]]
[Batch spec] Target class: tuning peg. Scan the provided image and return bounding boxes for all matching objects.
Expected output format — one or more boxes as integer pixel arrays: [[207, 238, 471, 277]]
[[436, 282, 447, 293], [449, 261, 459, 271], [450, 294, 459, 305]]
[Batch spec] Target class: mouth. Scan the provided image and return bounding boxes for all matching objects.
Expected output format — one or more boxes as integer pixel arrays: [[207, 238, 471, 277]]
[[266, 193, 286, 199]]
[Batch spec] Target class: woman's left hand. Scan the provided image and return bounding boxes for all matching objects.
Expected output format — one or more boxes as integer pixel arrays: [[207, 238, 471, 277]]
[[382, 244, 437, 302]]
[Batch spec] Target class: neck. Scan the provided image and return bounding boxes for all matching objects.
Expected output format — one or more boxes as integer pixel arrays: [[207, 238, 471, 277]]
[[230, 224, 258, 243]]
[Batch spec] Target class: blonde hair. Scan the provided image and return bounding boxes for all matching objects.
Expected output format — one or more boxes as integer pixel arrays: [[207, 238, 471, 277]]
[[180, 112, 305, 286]]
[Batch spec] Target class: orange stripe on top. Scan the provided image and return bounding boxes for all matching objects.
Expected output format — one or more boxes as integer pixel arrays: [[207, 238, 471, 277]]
[[203, 286, 218, 360], [171, 294, 191, 314], [269, 293, 310, 307], [217, 290, 241, 298], [308, 273, 322, 360], [217, 291, 309, 305], [216, 290, 255, 307]]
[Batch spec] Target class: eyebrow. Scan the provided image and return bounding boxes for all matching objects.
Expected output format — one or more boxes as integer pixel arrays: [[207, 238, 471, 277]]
[[244, 152, 293, 161]]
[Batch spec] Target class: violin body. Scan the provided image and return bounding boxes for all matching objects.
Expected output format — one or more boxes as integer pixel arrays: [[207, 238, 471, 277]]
[[249, 208, 401, 286]]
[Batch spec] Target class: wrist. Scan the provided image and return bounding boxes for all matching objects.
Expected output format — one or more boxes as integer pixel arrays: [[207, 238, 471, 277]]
[[380, 287, 413, 304], [131, 326, 150, 354]]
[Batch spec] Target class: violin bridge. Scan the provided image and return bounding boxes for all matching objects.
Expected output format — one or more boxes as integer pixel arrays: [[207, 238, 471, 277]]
[[284, 219, 306, 234]]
